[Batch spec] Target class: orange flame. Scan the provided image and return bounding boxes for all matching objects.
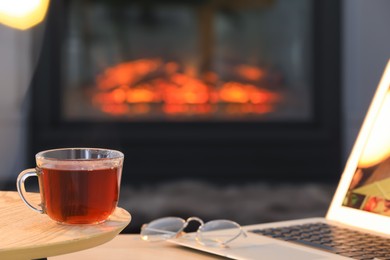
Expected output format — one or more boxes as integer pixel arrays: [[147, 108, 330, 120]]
[[92, 59, 282, 116], [235, 64, 265, 81], [97, 59, 162, 90]]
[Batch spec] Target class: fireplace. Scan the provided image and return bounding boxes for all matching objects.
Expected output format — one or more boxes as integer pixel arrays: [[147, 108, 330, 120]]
[[29, 0, 341, 184]]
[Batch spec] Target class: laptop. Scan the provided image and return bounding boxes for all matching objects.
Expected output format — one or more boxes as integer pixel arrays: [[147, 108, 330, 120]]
[[169, 60, 390, 260]]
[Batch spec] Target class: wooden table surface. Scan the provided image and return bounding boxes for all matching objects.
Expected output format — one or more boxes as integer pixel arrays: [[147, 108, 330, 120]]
[[50, 234, 225, 260], [0, 191, 131, 260]]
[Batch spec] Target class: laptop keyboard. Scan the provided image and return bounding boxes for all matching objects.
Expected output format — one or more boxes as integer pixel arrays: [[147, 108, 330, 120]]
[[250, 222, 390, 260]]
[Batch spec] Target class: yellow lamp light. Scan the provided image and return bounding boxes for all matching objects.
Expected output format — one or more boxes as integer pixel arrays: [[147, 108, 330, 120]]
[[0, 0, 49, 30]]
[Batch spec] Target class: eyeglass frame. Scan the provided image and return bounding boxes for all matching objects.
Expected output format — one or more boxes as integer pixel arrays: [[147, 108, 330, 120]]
[[140, 216, 247, 247]]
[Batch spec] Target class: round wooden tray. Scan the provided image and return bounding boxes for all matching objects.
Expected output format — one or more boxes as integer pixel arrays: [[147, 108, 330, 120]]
[[0, 191, 131, 259]]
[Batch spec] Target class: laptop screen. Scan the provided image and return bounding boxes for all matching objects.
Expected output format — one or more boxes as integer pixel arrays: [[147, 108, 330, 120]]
[[343, 90, 390, 216]]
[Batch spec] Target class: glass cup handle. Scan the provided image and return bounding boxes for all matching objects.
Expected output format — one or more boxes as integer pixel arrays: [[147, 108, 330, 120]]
[[16, 168, 44, 214]]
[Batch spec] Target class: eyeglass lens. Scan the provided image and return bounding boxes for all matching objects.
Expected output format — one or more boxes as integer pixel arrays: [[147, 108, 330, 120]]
[[141, 217, 186, 241], [196, 219, 243, 247]]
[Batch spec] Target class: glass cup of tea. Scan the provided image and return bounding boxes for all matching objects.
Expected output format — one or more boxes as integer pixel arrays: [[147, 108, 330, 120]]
[[16, 148, 124, 224]]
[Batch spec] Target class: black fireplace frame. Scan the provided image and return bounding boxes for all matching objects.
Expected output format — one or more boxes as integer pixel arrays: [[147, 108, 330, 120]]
[[29, 0, 342, 184]]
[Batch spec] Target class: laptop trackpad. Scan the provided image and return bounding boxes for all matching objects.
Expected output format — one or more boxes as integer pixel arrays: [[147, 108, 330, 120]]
[[226, 244, 330, 260]]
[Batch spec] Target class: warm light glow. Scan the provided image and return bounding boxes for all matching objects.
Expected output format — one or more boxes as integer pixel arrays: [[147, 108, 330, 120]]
[[0, 0, 49, 30], [235, 64, 265, 81], [359, 91, 390, 168], [220, 82, 250, 103], [111, 88, 127, 103], [101, 104, 128, 115], [97, 59, 162, 90], [92, 59, 282, 116], [127, 86, 157, 103]]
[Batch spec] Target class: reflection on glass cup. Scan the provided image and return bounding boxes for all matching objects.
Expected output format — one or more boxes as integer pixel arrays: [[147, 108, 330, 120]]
[[16, 148, 124, 224]]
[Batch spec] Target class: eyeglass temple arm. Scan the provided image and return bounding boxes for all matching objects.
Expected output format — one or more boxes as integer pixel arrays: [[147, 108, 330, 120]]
[[221, 228, 248, 246]]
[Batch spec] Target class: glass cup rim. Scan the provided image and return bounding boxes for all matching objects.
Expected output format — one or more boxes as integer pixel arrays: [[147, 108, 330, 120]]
[[36, 147, 124, 161]]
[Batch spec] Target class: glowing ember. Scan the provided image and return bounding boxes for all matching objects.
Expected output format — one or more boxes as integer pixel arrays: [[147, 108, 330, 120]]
[[235, 65, 266, 81], [96, 59, 163, 90], [92, 59, 282, 117]]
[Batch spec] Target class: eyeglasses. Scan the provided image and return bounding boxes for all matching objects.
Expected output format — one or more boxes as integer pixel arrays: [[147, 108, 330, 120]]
[[140, 216, 247, 247]]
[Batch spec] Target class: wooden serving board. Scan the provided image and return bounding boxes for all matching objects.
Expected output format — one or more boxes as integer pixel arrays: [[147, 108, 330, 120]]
[[0, 191, 131, 260]]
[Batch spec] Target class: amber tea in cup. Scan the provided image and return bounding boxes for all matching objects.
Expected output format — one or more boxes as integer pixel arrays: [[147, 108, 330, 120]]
[[17, 148, 124, 224]]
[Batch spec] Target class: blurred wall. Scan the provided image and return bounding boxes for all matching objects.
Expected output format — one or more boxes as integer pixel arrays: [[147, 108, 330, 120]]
[[0, 27, 32, 186], [0, 0, 390, 185], [342, 0, 390, 160]]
